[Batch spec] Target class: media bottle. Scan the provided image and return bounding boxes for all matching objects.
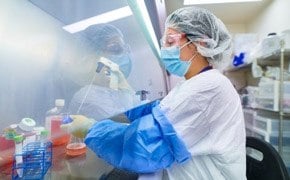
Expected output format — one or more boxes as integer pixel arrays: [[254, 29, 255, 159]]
[[45, 99, 70, 146]]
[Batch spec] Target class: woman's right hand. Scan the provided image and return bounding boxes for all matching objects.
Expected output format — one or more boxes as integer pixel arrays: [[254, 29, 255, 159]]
[[61, 115, 95, 138]]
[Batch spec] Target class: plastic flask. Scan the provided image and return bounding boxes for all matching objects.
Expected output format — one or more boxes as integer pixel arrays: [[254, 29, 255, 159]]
[[13, 134, 24, 178], [18, 118, 36, 147], [3, 125, 17, 140], [34, 127, 48, 147], [62, 116, 86, 157], [5, 119, 36, 148], [40, 130, 49, 144], [35, 129, 50, 177], [45, 99, 70, 146]]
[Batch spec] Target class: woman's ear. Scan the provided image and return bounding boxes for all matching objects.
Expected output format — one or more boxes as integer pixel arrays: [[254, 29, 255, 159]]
[[190, 41, 206, 51], [189, 42, 198, 51]]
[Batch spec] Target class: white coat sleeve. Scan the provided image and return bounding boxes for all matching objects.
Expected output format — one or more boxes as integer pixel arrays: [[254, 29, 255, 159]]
[[160, 93, 210, 152]]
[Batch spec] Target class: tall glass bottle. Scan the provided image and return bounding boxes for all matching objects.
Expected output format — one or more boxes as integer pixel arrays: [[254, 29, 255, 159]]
[[45, 99, 70, 146]]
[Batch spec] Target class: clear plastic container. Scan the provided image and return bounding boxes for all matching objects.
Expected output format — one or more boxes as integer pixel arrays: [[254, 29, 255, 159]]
[[243, 109, 256, 129], [45, 99, 70, 146], [254, 115, 290, 133], [18, 118, 36, 147], [281, 29, 290, 50], [45, 99, 65, 136], [257, 79, 290, 112], [252, 127, 290, 147], [34, 127, 49, 147], [13, 134, 24, 178], [62, 116, 87, 157], [65, 140, 87, 157], [261, 33, 281, 58], [6, 119, 37, 148]]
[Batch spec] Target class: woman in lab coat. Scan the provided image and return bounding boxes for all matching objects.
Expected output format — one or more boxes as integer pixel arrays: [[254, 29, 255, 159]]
[[63, 6, 246, 180], [147, 6, 246, 180]]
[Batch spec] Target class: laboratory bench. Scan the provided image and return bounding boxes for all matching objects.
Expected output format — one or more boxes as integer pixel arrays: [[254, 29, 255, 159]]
[[0, 144, 119, 180]]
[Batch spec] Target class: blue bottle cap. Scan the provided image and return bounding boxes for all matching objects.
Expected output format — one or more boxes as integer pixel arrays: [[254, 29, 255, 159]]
[[62, 116, 73, 124]]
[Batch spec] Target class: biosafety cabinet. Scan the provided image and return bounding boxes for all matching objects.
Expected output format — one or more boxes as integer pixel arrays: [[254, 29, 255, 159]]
[[0, 0, 167, 179]]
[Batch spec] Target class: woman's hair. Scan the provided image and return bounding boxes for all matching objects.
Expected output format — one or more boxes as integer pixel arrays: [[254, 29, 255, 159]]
[[165, 6, 232, 65]]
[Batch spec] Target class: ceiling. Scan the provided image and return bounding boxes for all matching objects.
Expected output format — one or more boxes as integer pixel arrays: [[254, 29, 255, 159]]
[[28, 0, 128, 25], [29, 0, 274, 27], [164, 0, 274, 24]]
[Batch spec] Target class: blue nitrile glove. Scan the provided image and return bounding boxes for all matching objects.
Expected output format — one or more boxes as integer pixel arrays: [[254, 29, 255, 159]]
[[85, 103, 191, 173], [124, 100, 160, 122]]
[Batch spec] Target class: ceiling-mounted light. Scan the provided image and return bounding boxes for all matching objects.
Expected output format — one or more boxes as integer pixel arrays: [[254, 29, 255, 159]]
[[184, 0, 262, 5], [63, 6, 133, 33]]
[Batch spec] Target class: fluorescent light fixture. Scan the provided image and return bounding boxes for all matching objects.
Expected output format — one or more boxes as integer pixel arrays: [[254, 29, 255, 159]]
[[184, 0, 262, 5], [137, 0, 160, 55], [63, 6, 133, 33]]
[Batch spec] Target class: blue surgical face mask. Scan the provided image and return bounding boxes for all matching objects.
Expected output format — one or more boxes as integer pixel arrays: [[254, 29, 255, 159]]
[[106, 53, 132, 78], [160, 42, 196, 77]]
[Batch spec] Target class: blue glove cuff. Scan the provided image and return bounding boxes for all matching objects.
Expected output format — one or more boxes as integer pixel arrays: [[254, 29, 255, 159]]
[[152, 106, 191, 163], [124, 100, 160, 122], [85, 102, 191, 173]]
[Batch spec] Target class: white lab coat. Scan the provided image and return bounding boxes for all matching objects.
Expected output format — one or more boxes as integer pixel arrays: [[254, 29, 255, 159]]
[[139, 69, 246, 180]]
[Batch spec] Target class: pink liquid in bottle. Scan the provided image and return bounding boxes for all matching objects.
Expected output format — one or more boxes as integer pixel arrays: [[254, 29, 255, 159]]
[[50, 116, 70, 146]]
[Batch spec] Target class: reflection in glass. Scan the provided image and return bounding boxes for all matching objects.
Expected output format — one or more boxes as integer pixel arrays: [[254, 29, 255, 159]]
[[68, 23, 140, 121], [0, 0, 166, 179]]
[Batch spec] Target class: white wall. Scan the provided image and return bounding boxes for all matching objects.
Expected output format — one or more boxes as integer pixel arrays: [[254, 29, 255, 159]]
[[247, 0, 290, 38], [227, 23, 247, 34]]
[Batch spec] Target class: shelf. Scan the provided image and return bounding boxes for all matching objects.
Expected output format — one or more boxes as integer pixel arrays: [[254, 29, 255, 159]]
[[242, 44, 290, 156], [224, 50, 290, 72], [256, 106, 279, 112], [224, 63, 252, 72], [252, 108, 290, 117]]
